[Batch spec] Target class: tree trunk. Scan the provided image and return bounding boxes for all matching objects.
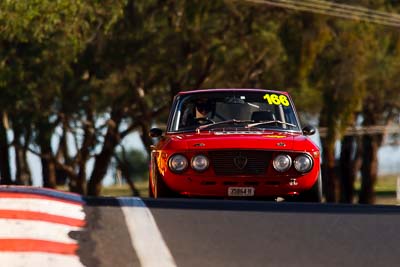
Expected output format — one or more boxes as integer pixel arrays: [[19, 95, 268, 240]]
[[322, 141, 339, 202], [339, 135, 361, 203], [72, 111, 95, 195], [68, 177, 84, 194], [140, 122, 153, 156], [115, 147, 141, 197], [41, 157, 57, 188], [40, 140, 57, 188], [10, 115, 32, 185], [0, 112, 12, 184], [118, 163, 140, 196], [359, 134, 381, 204], [54, 118, 84, 194], [87, 115, 122, 196], [359, 100, 383, 204], [14, 139, 32, 185], [320, 113, 340, 203], [37, 121, 57, 188]]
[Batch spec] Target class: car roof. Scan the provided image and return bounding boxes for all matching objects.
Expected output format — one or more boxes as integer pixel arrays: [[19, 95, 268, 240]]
[[177, 88, 289, 96]]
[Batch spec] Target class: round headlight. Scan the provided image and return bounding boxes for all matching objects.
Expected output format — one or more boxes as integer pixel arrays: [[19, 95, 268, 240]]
[[168, 154, 188, 173], [191, 155, 209, 172], [294, 154, 313, 173], [273, 154, 292, 172]]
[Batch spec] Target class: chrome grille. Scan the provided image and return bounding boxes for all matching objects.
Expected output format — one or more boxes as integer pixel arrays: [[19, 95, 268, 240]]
[[208, 150, 271, 176]]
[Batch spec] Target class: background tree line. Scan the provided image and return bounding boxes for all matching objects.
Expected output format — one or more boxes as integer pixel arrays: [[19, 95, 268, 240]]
[[0, 0, 399, 203]]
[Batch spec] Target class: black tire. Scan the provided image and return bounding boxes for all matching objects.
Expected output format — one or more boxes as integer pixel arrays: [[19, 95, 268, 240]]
[[298, 172, 323, 203], [154, 172, 170, 198], [152, 166, 177, 198], [148, 177, 154, 198], [149, 154, 176, 198]]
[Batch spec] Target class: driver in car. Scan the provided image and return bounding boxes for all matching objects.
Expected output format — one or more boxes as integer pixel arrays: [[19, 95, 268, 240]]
[[195, 98, 212, 119], [181, 98, 213, 127]]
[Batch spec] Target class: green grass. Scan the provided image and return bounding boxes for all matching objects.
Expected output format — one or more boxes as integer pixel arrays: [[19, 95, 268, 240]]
[[55, 179, 149, 197], [354, 175, 398, 205], [100, 180, 149, 197]]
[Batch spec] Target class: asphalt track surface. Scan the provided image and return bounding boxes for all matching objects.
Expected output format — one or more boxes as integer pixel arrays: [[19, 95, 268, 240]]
[[82, 197, 400, 267], [1, 186, 400, 267]]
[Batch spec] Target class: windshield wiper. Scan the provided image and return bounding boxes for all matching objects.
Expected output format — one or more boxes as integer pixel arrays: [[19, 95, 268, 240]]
[[196, 119, 253, 132], [246, 120, 297, 128]]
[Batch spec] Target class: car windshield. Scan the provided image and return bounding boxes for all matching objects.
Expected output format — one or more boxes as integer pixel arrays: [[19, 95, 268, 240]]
[[168, 91, 301, 132]]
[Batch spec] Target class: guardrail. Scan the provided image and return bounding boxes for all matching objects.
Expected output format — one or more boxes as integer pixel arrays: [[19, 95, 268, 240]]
[[318, 125, 400, 137]]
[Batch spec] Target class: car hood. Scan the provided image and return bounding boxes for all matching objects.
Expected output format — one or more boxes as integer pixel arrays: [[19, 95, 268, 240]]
[[162, 131, 314, 151]]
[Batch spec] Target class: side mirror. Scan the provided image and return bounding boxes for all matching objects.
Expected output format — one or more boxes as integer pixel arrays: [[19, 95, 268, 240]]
[[149, 128, 163, 138], [302, 125, 316, 136]]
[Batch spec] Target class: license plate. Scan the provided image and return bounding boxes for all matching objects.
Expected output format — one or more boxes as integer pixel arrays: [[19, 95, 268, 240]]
[[228, 187, 255, 197]]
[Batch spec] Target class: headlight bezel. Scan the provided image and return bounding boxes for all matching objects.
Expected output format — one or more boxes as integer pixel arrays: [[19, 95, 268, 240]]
[[293, 154, 314, 173], [191, 154, 210, 172], [273, 154, 292, 172], [168, 154, 189, 173]]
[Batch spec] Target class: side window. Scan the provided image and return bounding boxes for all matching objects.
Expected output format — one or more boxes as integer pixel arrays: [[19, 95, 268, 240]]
[[179, 102, 195, 128], [284, 106, 297, 125]]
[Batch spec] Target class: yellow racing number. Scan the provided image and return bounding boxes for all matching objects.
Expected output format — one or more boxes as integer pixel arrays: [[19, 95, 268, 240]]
[[263, 94, 290, 106]]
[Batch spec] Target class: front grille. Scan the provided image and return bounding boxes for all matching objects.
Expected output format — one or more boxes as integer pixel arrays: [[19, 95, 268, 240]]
[[208, 150, 271, 176]]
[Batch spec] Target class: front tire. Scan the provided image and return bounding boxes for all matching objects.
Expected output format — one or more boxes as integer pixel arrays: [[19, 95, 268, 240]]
[[151, 165, 177, 198], [153, 172, 172, 198], [148, 177, 154, 198], [298, 172, 323, 202]]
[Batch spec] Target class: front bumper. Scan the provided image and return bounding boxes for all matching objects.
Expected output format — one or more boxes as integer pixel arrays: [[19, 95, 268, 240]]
[[161, 173, 318, 198]]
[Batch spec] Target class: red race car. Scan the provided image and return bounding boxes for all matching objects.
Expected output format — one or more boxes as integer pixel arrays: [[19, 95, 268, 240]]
[[149, 89, 322, 202]]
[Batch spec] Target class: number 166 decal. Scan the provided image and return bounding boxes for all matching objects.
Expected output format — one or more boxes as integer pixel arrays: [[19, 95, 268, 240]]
[[263, 94, 290, 106]]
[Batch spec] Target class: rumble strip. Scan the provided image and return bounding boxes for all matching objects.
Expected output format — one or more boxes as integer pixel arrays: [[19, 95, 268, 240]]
[[0, 187, 86, 267]]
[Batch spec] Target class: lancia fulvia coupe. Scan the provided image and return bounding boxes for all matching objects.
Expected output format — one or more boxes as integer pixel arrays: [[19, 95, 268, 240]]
[[149, 89, 322, 202]]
